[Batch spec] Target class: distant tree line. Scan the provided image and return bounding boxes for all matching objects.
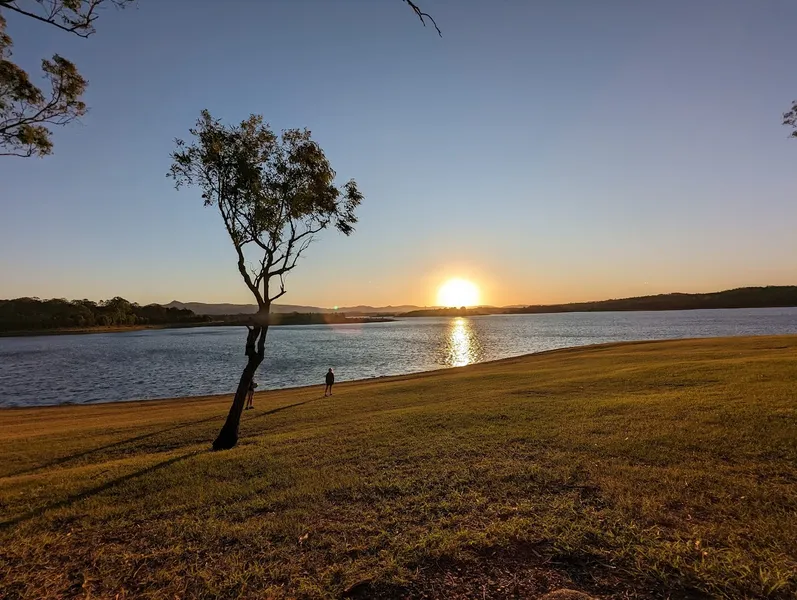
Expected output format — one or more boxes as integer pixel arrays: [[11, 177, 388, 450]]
[[0, 296, 211, 332]]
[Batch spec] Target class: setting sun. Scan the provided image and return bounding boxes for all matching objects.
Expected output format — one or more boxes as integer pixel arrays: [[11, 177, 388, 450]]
[[437, 278, 480, 307]]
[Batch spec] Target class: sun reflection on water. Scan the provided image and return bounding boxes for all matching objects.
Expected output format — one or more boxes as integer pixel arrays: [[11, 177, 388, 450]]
[[445, 317, 481, 367]]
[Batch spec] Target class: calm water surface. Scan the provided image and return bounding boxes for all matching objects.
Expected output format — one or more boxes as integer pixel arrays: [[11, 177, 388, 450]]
[[1, 308, 796, 407]]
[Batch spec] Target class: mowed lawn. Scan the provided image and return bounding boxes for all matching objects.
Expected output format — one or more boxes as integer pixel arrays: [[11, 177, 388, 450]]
[[1, 337, 796, 599]]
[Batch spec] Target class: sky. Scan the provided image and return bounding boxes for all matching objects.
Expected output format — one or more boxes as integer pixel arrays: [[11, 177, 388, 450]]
[[1, 0, 797, 308]]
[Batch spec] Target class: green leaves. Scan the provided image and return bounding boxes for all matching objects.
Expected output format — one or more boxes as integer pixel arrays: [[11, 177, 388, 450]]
[[168, 110, 364, 306], [0, 1, 132, 157], [0, 16, 87, 157]]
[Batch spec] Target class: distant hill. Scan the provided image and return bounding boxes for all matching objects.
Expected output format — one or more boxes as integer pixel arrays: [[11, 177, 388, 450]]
[[335, 305, 426, 315], [170, 287, 797, 317], [165, 301, 424, 316], [508, 286, 797, 315], [400, 306, 507, 317]]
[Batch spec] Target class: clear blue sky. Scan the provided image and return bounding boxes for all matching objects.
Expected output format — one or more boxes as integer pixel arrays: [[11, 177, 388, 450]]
[[1, 0, 796, 307]]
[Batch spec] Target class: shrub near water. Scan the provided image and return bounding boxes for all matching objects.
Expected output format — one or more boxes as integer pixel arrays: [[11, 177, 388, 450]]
[[0, 336, 796, 599]]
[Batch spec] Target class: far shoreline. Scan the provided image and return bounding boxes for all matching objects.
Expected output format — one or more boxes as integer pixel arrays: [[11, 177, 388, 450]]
[[0, 322, 221, 338], [4, 286, 794, 338], [0, 317, 396, 339], [3, 302, 796, 339]]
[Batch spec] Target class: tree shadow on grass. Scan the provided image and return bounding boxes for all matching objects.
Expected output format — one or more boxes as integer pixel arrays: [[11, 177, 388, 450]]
[[236, 399, 319, 444], [242, 399, 316, 423], [5, 414, 221, 478], [0, 451, 200, 531], [6, 398, 317, 478]]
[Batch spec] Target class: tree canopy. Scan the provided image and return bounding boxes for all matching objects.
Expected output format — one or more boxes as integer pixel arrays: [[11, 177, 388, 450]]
[[169, 110, 363, 312], [0, 0, 132, 157]]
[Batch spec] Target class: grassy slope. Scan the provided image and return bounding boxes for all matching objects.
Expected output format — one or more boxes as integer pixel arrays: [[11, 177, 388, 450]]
[[1, 337, 796, 599]]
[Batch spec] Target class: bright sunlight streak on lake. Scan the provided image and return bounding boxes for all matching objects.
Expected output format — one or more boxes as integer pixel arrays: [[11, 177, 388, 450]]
[[445, 317, 483, 367]]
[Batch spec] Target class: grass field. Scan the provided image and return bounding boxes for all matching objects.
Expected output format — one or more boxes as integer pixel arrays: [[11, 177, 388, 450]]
[[1, 336, 796, 599]]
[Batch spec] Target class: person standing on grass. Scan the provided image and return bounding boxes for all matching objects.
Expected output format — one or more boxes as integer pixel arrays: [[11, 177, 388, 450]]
[[324, 368, 335, 397], [245, 379, 257, 410]]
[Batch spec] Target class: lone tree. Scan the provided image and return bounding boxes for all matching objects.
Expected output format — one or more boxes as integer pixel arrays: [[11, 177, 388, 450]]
[[168, 110, 363, 450], [0, 0, 133, 157]]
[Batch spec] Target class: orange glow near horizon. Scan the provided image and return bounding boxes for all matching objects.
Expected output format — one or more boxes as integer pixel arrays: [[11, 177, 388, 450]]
[[436, 278, 480, 307]]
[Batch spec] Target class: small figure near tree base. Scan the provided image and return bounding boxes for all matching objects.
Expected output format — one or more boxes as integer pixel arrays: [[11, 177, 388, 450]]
[[324, 368, 334, 397], [245, 380, 257, 410]]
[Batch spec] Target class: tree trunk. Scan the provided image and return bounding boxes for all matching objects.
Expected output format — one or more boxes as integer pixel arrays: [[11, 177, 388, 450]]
[[212, 323, 268, 450]]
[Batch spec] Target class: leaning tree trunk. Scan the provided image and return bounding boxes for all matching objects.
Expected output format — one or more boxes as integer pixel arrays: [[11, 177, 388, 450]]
[[212, 322, 268, 450]]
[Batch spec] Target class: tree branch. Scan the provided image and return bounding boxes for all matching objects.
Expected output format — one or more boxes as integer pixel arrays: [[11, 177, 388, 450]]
[[235, 242, 265, 307], [216, 198, 265, 307], [0, 149, 34, 157], [0, 0, 97, 38], [402, 0, 441, 37], [267, 236, 313, 304], [0, 1, 131, 39], [269, 288, 287, 304], [266, 224, 317, 303]]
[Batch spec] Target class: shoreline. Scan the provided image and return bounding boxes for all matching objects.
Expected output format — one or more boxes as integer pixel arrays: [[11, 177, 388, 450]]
[[3, 335, 793, 411]]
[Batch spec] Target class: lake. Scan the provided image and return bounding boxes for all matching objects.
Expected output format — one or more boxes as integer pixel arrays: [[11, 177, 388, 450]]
[[1, 308, 796, 407]]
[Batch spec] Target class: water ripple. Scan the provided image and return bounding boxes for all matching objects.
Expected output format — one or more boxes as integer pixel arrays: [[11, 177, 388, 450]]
[[1, 308, 796, 407]]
